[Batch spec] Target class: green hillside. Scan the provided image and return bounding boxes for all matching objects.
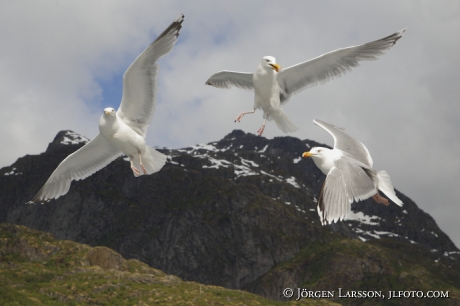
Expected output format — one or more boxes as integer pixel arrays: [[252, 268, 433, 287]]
[[247, 234, 460, 305], [0, 223, 336, 306]]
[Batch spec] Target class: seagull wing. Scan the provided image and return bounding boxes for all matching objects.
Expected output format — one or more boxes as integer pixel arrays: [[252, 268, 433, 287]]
[[314, 119, 373, 167], [277, 29, 405, 103], [205, 71, 254, 90], [117, 14, 184, 137], [318, 158, 376, 225], [29, 134, 122, 203]]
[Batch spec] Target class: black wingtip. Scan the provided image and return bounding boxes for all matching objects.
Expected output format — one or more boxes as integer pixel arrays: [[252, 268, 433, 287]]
[[172, 14, 185, 38], [382, 28, 406, 46], [364, 28, 407, 50], [393, 28, 407, 45], [27, 186, 52, 204], [176, 13, 185, 23], [26, 197, 48, 205], [155, 13, 185, 42], [25, 198, 47, 205]]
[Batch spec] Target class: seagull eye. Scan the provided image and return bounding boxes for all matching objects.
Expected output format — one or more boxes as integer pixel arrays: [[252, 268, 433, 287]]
[[265, 59, 269, 62]]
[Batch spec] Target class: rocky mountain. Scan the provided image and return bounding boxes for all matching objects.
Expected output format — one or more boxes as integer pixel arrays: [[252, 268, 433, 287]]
[[1, 130, 459, 304], [1, 223, 336, 305]]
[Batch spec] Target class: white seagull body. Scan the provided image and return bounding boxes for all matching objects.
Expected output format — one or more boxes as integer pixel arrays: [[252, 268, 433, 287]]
[[29, 14, 185, 203], [206, 29, 405, 136], [302, 119, 403, 225]]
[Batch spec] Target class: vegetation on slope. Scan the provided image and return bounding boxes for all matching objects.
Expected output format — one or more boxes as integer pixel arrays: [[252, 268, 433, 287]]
[[0, 223, 337, 305], [246, 234, 460, 305]]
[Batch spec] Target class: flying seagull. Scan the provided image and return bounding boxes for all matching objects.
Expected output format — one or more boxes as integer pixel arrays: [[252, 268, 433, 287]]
[[29, 14, 185, 203], [302, 119, 403, 225], [205, 29, 405, 136]]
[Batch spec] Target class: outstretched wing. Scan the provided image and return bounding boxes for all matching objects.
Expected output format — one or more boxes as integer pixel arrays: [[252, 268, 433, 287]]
[[317, 159, 376, 225], [28, 134, 121, 203], [277, 29, 405, 103], [314, 119, 373, 167], [117, 14, 184, 137], [205, 71, 254, 90]]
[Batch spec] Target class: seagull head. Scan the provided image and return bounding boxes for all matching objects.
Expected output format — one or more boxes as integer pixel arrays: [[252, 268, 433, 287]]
[[261, 56, 281, 72], [302, 147, 330, 159], [103, 108, 116, 116], [303, 147, 336, 175]]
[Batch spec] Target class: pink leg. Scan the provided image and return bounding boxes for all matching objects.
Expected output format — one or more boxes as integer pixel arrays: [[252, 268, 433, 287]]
[[372, 193, 389, 206], [139, 154, 147, 174], [257, 121, 266, 136], [257, 112, 269, 136], [130, 156, 140, 176], [235, 109, 255, 122]]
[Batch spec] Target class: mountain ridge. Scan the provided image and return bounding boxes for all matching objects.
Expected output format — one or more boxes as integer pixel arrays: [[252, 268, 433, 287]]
[[1, 129, 459, 303]]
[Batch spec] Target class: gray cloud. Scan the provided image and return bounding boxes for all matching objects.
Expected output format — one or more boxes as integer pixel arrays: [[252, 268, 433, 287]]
[[1, 0, 459, 247]]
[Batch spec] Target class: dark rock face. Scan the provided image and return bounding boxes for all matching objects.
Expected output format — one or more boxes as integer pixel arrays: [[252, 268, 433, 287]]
[[1, 130, 459, 298], [245, 238, 460, 303]]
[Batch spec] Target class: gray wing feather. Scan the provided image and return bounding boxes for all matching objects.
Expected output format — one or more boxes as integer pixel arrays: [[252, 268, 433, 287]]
[[277, 29, 405, 104], [29, 134, 122, 203], [314, 119, 373, 167], [318, 167, 349, 225], [117, 14, 184, 137], [205, 71, 254, 90], [318, 159, 376, 225]]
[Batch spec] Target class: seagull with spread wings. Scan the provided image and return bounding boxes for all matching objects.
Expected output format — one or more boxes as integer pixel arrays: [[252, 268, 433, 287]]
[[302, 119, 403, 225], [29, 14, 185, 203], [206, 29, 405, 136]]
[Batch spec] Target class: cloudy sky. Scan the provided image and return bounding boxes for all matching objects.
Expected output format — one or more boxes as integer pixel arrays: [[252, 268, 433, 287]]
[[1, 1, 459, 247]]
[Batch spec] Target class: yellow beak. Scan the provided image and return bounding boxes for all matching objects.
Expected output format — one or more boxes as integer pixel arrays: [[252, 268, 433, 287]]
[[302, 152, 313, 158], [270, 63, 281, 72], [104, 110, 111, 115]]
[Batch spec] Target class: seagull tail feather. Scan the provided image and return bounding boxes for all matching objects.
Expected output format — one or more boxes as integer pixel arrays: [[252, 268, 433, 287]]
[[377, 170, 403, 206], [141, 147, 167, 175], [270, 108, 298, 133]]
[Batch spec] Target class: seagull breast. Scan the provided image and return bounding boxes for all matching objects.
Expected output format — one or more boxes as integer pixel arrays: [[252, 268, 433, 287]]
[[99, 113, 146, 157], [253, 65, 281, 110]]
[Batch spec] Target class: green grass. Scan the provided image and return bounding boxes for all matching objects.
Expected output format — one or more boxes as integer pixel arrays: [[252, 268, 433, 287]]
[[248, 236, 460, 305], [0, 223, 338, 306]]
